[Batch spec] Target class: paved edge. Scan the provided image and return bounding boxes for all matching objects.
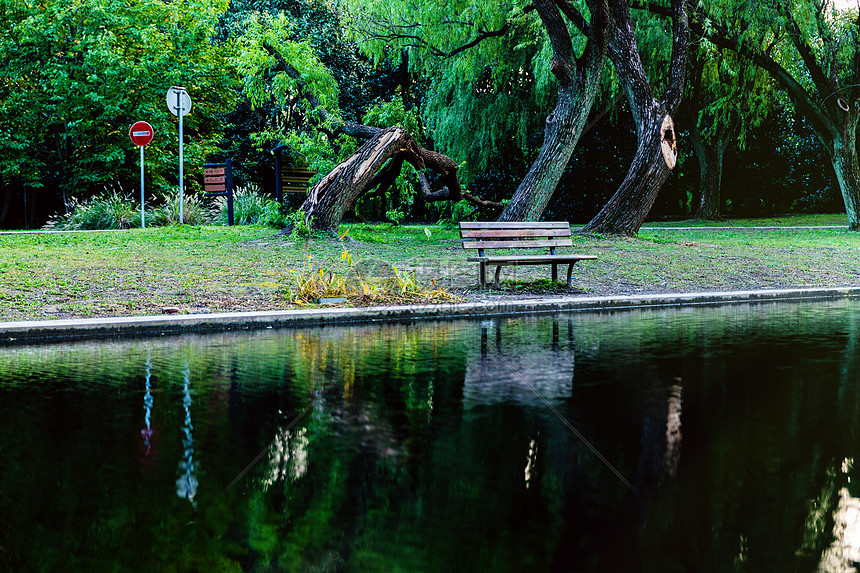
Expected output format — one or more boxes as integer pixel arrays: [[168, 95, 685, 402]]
[[3, 286, 860, 345]]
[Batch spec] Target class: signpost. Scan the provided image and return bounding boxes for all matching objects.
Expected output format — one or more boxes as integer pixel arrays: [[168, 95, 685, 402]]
[[129, 121, 154, 228], [203, 159, 234, 226], [166, 86, 192, 224]]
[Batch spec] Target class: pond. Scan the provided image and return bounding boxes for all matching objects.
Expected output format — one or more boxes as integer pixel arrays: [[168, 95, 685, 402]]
[[2, 299, 860, 572]]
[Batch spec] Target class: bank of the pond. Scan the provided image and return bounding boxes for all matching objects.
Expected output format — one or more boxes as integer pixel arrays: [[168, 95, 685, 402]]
[[2, 216, 860, 324], [3, 286, 860, 344]]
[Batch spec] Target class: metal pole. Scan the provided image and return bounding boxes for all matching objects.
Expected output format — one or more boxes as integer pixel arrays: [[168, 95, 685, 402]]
[[140, 145, 145, 228], [177, 91, 184, 225]]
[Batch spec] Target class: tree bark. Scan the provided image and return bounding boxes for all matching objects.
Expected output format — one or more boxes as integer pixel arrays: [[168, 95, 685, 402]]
[[689, 117, 736, 221], [831, 121, 860, 230], [498, 0, 609, 222], [583, 0, 689, 235], [692, 139, 726, 221], [700, 3, 860, 230]]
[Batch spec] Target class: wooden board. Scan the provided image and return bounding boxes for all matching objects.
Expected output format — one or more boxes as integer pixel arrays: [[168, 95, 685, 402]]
[[460, 229, 571, 239], [459, 221, 569, 230], [205, 184, 226, 192], [467, 255, 597, 263], [461, 239, 573, 250], [203, 167, 225, 176]]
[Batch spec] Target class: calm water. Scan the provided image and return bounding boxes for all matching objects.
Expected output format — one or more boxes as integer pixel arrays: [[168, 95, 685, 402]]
[[3, 300, 860, 571]]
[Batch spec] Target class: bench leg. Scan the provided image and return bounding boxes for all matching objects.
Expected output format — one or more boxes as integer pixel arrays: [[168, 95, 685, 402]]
[[566, 263, 575, 288], [552, 263, 558, 284], [479, 261, 487, 287], [494, 265, 502, 289]]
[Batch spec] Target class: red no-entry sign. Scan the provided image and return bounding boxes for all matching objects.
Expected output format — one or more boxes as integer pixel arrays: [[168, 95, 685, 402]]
[[129, 121, 154, 147]]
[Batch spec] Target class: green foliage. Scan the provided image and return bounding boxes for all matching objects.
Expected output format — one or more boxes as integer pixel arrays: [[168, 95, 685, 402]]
[[213, 185, 288, 228], [0, 0, 238, 205], [341, 0, 551, 183], [44, 186, 216, 230], [386, 208, 406, 225], [288, 208, 317, 238], [438, 199, 478, 229], [235, 12, 340, 113], [148, 189, 208, 226], [44, 193, 141, 230], [362, 97, 421, 135]]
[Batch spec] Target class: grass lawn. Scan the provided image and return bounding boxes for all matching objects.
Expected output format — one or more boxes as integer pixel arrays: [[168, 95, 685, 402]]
[[1, 215, 859, 321]]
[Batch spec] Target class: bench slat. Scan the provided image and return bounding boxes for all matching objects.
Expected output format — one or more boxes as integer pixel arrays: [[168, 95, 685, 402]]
[[467, 255, 597, 263], [459, 221, 569, 230], [460, 229, 571, 239], [462, 239, 573, 249]]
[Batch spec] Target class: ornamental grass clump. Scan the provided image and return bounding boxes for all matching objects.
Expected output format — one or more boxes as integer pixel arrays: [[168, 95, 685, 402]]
[[212, 185, 287, 227], [44, 192, 141, 230], [148, 188, 208, 226]]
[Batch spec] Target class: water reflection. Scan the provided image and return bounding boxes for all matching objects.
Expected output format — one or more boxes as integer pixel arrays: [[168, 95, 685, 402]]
[[140, 350, 155, 463], [263, 427, 309, 490], [463, 317, 574, 407], [176, 360, 197, 503], [664, 383, 683, 477], [818, 459, 860, 572], [4, 301, 860, 571]]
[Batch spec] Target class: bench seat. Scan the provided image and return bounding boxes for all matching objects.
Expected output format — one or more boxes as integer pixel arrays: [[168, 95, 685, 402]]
[[460, 221, 597, 288]]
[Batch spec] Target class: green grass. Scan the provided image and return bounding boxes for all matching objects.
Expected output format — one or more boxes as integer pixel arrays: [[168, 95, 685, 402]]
[[2, 217, 860, 321], [640, 213, 849, 228]]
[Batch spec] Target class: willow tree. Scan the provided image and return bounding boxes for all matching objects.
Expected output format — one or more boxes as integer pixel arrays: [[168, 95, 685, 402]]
[[246, 0, 610, 231], [701, 0, 860, 229], [495, 0, 609, 222], [583, 0, 689, 235], [685, 44, 773, 220]]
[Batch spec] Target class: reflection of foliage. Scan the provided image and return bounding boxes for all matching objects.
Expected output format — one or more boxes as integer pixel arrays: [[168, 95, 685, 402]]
[[8, 305, 860, 570]]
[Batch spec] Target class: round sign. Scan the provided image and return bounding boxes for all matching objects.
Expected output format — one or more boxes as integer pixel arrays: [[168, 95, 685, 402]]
[[129, 121, 154, 147], [166, 86, 192, 117]]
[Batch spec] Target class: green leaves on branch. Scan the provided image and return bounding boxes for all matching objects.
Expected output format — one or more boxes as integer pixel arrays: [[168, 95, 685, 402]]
[[235, 13, 340, 115]]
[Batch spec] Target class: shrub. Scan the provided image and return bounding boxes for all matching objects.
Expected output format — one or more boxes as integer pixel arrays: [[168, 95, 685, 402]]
[[288, 208, 317, 238], [148, 188, 208, 226], [45, 192, 141, 230], [211, 185, 287, 227]]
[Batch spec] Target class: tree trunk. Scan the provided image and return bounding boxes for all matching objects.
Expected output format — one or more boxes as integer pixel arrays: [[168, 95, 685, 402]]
[[584, 0, 688, 235], [298, 127, 417, 233], [831, 125, 860, 231], [584, 109, 675, 233], [498, 0, 608, 222], [689, 120, 734, 221], [695, 144, 725, 220]]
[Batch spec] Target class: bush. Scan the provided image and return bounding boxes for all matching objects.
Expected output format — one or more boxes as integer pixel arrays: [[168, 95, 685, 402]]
[[148, 188, 208, 226], [45, 192, 141, 230], [212, 185, 287, 227]]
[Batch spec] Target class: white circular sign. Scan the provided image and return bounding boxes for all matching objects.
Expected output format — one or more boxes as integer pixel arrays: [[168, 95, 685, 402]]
[[166, 86, 192, 117]]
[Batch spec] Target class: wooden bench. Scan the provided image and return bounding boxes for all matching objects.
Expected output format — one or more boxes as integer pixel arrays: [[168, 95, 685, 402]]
[[460, 221, 597, 289]]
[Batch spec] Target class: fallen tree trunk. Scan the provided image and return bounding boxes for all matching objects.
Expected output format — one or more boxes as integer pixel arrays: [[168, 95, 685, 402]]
[[289, 126, 502, 234], [263, 45, 502, 234]]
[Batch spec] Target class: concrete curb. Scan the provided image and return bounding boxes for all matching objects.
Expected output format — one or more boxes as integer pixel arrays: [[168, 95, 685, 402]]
[[2, 286, 860, 345]]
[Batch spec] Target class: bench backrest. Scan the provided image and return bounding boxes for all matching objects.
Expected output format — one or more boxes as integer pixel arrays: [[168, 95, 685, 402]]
[[460, 221, 572, 256]]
